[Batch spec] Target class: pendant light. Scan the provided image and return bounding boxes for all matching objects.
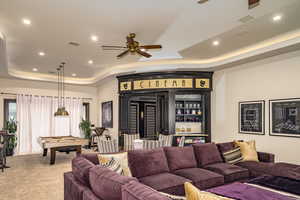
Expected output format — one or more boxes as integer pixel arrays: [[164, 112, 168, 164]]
[[54, 62, 69, 117]]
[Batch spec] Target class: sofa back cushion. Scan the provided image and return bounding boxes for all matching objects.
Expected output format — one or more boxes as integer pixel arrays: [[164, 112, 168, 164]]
[[128, 148, 170, 178], [72, 156, 95, 187], [79, 153, 100, 165], [164, 146, 197, 171], [216, 142, 235, 154], [89, 166, 137, 200], [193, 143, 223, 167], [122, 180, 172, 200]]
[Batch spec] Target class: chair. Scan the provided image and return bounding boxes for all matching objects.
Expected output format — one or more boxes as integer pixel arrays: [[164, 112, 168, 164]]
[[159, 134, 173, 147], [96, 137, 119, 153], [123, 134, 140, 151], [142, 140, 165, 150], [91, 127, 108, 150], [178, 136, 185, 147], [0, 130, 8, 172]]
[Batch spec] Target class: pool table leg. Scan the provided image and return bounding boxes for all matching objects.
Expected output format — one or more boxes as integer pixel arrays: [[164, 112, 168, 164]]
[[43, 149, 48, 157], [76, 145, 82, 155], [50, 148, 56, 165]]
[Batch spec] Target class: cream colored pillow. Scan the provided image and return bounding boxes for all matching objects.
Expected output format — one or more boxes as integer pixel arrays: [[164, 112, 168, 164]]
[[234, 140, 259, 162], [184, 182, 232, 200], [97, 152, 132, 177]]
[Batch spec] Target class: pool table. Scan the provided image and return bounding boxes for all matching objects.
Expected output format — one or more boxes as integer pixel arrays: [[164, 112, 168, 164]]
[[39, 136, 89, 165]]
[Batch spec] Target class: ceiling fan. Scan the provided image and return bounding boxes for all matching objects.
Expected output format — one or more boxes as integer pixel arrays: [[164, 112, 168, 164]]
[[198, 0, 260, 9], [102, 33, 162, 59]]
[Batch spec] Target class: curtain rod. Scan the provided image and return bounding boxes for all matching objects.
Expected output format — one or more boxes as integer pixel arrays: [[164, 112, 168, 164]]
[[0, 92, 93, 100]]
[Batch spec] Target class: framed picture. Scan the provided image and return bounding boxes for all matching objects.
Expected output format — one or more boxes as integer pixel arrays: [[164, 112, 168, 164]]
[[102, 101, 113, 128], [239, 100, 265, 135], [270, 98, 300, 138]]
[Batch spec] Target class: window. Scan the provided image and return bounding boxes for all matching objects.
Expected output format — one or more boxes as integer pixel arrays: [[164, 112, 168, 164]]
[[83, 102, 90, 121], [4, 99, 17, 124]]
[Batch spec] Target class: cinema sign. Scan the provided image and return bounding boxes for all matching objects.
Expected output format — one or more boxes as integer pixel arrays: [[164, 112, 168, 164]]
[[120, 78, 210, 91]]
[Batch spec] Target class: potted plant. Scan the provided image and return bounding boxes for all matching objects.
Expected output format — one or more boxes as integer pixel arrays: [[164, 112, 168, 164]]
[[79, 119, 92, 148], [3, 119, 17, 156]]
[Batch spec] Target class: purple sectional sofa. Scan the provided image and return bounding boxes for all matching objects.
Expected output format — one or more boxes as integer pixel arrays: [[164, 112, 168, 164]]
[[64, 141, 295, 200]]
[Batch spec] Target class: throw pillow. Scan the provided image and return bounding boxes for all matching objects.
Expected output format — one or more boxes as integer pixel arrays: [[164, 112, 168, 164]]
[[222, 147, 243, 164], [159, 192, 186, 200], [234, 140, 259, 162], [98, 156, 124, 175], [184, 182, 232, 200], [98, 152, 132, 177]]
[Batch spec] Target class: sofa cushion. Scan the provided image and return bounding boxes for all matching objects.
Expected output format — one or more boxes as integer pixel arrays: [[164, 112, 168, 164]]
[[216, 142, 235, 154], [164, 146, 197, 171], [222, 147, 243, 165], [235, 161, 275, 177], [128, 148, 170, 178], [204, 163, 249, 183], [139, 172, 191, 196], [122, 180, 172, 200], [270, 162, 300, 180], [89, 166, 137, 200], [72, 156, 95, 187], [80, 153, 100, 165], [173, 168, 224, 190], [193, 143, 223, 167]]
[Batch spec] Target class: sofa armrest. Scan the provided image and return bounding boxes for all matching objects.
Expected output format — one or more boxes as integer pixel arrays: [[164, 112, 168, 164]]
[[257, 152, 275, 163]]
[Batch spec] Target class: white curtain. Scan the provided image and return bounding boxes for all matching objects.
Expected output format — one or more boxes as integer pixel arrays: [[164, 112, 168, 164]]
[[16, 95, 84, 155]]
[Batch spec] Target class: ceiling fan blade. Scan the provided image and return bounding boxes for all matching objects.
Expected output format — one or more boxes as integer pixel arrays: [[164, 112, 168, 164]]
[[140, 45, 162, 50], [102, 45, 127, 50], [249, 0, 260, 9], [136, 49, 152, 58], [117, 50, 130, 59]]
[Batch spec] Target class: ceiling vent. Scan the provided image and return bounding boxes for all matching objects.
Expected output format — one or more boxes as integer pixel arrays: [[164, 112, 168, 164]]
[[48, 71, 56, 74], [239, 15, 254, 23], [198, 0, 209, 4], [68, 42, 80, 47]]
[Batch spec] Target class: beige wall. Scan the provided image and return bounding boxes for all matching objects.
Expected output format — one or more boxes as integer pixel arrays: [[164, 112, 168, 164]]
[[212, 50, 300, 164], [97, 77, 119, 140], [0, 78, 98, 130]]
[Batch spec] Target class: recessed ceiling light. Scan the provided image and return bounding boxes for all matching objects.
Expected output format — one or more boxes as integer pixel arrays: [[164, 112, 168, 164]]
[[90, 35, 98, 42], [38, 52, 45, 56], [32, 68, 38, 72], [72, 73, 77, 77], [88, 60, 93, 64], [273, 15, 282, 22], [22, 18, 31, 25], [212, 40, 220, 46]]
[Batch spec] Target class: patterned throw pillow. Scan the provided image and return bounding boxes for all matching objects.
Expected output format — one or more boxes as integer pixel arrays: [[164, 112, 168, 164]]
[[184, 182, 232, 200], [98, 152, 132, 177], [222, 147, 243, 164], [98, 156, 124, 175]]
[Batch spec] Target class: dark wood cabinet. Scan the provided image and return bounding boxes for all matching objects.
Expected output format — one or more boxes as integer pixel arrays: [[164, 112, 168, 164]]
[[117, 72, 213, 145]]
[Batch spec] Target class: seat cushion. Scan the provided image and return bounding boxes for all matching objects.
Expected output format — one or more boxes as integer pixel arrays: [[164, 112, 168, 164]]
[[72, 156, 96, 187], [122, 180, 172, 200], [139, 172, 191, 196], [204, 163, 249, 183], [236, 161, 275, 177], [173, 168, 224, 190], [193, 143, 223, 167], [270, 162, 300, 180], [128, 148, 170, 178], [89, 166, 137, 200], [164, 146, 197, 171]]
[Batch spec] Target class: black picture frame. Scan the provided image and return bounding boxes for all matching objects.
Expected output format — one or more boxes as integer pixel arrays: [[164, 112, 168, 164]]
[[239, 100, 265, 135], [269, 98, 300, 138], [102, 101, 113, 128]]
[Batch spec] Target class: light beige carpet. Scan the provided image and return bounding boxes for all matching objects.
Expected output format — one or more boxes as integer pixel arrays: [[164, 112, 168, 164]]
[[0, 151, 84, 200]]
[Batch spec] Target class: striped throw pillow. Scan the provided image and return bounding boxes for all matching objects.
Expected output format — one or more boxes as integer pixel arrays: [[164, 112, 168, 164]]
[[98, 156, 124, 175], [222, 147, 243, 164]]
